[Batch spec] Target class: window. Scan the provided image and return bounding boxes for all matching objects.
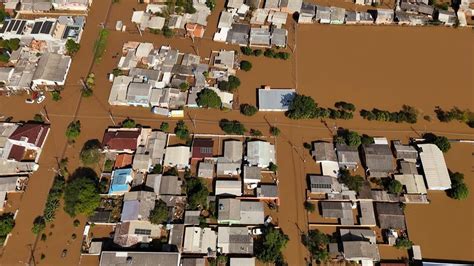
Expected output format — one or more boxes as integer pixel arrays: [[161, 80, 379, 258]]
[[200, 147, 212, 154], [134, 228, 152, 235]]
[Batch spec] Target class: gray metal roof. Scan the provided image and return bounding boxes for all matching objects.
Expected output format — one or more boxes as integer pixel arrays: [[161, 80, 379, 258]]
[[320, 201, 354, 225], [100, 251, 180, 266], [32, 53, 71, 82], [312, 142, 337, 162], [257, 184, 278, 198], [375, 202, 406, 229], [249, 27, 271, 46], [258, 88, 296, 111]]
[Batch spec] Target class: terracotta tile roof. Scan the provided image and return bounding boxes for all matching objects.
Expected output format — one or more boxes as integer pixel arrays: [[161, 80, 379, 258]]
[[8, 144, 25, 161], [9, 123, 50, 148], [186, 23, 205, 38], [192, 138, 213, 159], [102, 130, 140, 151], [115, 154, 134, 168]]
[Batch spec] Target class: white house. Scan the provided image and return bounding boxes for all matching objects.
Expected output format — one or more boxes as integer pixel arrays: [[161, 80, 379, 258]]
[[418, 144, 451, 190], [246, 140, 276, 168]]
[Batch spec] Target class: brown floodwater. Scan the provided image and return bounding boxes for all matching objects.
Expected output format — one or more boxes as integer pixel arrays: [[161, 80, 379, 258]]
[[0, 0, 473, 265]]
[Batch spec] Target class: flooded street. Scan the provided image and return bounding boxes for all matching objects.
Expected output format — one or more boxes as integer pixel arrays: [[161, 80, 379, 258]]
[[0, 0, 472, 264]]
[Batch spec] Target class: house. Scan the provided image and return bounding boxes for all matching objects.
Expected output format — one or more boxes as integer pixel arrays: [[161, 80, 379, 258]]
[[345, 11, 358, 24], [114, 154, 133, 169], [215, 179, 242, 196], [335, 143, 360, 169], [226, 23, 250, 46], [320, 201, 354, 225], [126, 82, 152, 107], [218, 11, 234, 29], [438, 10, 457, 25], [312, 142, 337, 163], [120, 191, 156, 222], [132, 154, 152, 173], [150, 175, 182, 195], [52, 0, 91, 11], [0, 176, 25, 210], [163, 145, 191, 169], [208, 87, 234, 109], [395, 11, 411, 25], [264, 0, 280, 10], [375, 202, 406, 230], [217, 227, 253, 254], [218, 198, 264, 224], [309, 175, 342, 194], [113, 220, 162, 247], [102, 128, 141, 153], [146, 131, 167, 165], [221, 140, 243, 163], [417, 4, 434, 16], [21, 0, 52, 12], [315, 5, 331, 24], [183, 226, 217, 253], [298, 3, 316, 23], [186, 23, 205, 38], [339, 229, 380, 262], [243, 166, 261, 184], [267, 11, 288, 26], [362, 143, 394, 178], [109, 168, 134, 194], [270, 28, 287, 47], [168, 224, 185, 252], [249, 27, 271, 47], [257, 184, 278, 198], [230, 258, 256, 266], [257, 87, 296, 111], [400, 1, 419, 13], [135, 42, 154, 58], [184, 210, 201, 225], [399, 161, 418, 175], [330, 7, 345, 24], [31, 53, 72, 89], [359, 201, 376, 226], [250, 9, 269, 25], [227, 0, 245, 9], [359, 12, 374, 24], [99, 251, 180, 266], [167, 14, 184, 29], [417, 144, 451, 190], [197, 161, 214, 178], [279, 0, 303, 14], [216, 162, 241, 176], [375, 9, 394, 24], [192, 138, 214, 160], [109, 76, 133, 105], [246, 140, 276, 168], [394, 174, 427, 194], [392, 141, 418, 162], [213, 50, 235, 70]]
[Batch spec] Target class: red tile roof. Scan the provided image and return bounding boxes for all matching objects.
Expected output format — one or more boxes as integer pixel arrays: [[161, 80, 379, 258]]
[[186, 23, 205, 38], [9, 123, 50, 148], [8, 145, 25, 161], [192, 138, 214, 159], [102, 130, 140, 151], [115, 154, 134, 168]]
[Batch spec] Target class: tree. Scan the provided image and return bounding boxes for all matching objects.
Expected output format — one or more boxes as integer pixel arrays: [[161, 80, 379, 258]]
[[0, 38, 20, 51], [227, 75, 241, 91], [65, 120, 81, 142], [255, 227, 289, 263], [219, 119, 246, 135], [270, 126, 280, 136], [103, 159, 113, 172], [240, 104, 258, 116], [33, 114, 44, 123], [448, 172, 469, 200], [264, 49, 275, 58], [63, 167, 100, 217], [205, 0, 216, 10], [388, 179, 403, 195], [250, 129, 262, 136], [162, 26, 174, 38], [339, 169, 365, 192], [174, 120, 190, 140], [253, 49, 263, 56], [80, 139, 102, 165], [304, 201, 316, 212], [336, 129, 361, 147], [51, 91, 61, 101], [240, 60, 252, 71], [43, 176, 65, 222], [269, 162, 278, 173], [151, 164, 162, 174], [361, 134, 374, 145], [196, 88, 222, 109], [186, 178, 209, 210], [303, 230, 330, 262], [0, 53, 9, 63], [395, 237, 413, 249], [335, 101, 356, 112], [65, 39, 80, 56], [179, 82, 189, 92], [422, 133, 451, 152], [286, 94, 318, 119], [121, 118, 136, 128], [149, 200, 169, 224], [0, 213, 15, 237], [240, 46, 253, 55], [32, 216, 46, 235], [160, 122, 169, 132]]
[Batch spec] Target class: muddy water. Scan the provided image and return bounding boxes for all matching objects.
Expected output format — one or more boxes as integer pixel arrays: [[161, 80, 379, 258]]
[[0, 1, 473, 265]]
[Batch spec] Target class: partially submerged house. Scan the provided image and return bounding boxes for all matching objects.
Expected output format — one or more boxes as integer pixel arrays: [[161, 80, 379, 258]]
[[417, 144, 451, 190], [320, 201, 354, 225], [375, 202, 406, 230], [257, 87, 296, 111], [394, 174, 427, 194], [339, 228, 380, 263], [217, 227, 253, 254], [183, 226, 217, 254], [335, 143, 360, 169], [191, 138, 214, 160], [218, 198, 264, 225], [102, 128, 141, 154], [362, 143, 394, 178], [309, 175, 342, 194], [215, 179, 242, 196], [163, 145, 191, 169], [246, 140, 276, 168]]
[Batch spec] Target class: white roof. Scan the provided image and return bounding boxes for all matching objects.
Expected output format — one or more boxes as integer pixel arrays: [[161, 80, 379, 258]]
[[183, 226, 217, 253], [109, 76, 133, 105], [394, 174, 427, 194], [321, 161, 339, 178], [215, 180, 242, 196], [418, 144, 451, 190], [218, 11, 234, 29], [136, 43, 154, 58], [163, 146, 191, 168], [230, 258, 255, 266], [246, 140, 276, 167]]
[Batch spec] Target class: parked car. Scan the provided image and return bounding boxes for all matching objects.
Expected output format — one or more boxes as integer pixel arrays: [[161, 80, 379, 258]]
[[25, 99, 34, 104], [36, 95, 46, 103], [249, 227, 263, 236], [264, 215, 273, 226]]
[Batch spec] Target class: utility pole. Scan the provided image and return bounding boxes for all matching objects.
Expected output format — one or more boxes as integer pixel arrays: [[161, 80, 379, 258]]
[[41, 106, 50, 123], [108, 109, 116, 126]]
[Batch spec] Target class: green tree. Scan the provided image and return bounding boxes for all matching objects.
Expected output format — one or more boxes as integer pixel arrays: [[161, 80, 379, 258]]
[[395, 237, 413, 249], [304, 201, 316, 212], [51, 91, 62, 101], [0, 213, 15, 237], [149, 200, 169, 224], [253, 49, 263, 56], [196, 88, 222, 109], [240, 46, 252, 55], [240, 60, 252, 71], [160, 122, 169, 132], [65, 39, 80, 56], [80, 139, 102, 165], [339, 169, 365, 192], [151, 164, 162, 174], [65, 120, 81, 142], [174, 120, 190, 140], [264, 49, 275, 58], [43, 176, 65, 222], [33, 114, 44, 123], [269, 162, 278, 173], [422, 133, 451, 152], [286, 94, 318, 119], [448, 172, 469, 200], [186, 178, 209, 210], [219, 119, 246, 135], [162, 26, 174, 38], [205, 0, 216, 10], [0, 53, 9, 63], [121, 118, 136, 128], [103, 159, 114, 172], [250, 129, 262, 136], [255, 227, 289, 263], [240, 104, 258, 116], [303, 230, 330, 262], [335, 101, 356, 112], [361, 134, 374, 145], [345, 131, 361, 147], [226, 75, 241, 92], [388, 179, 403, 195], [270, 126, 280, 136], [32, 216, 46, 235], [179, 82, 189, 92], [63, 168, 100, 217]]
